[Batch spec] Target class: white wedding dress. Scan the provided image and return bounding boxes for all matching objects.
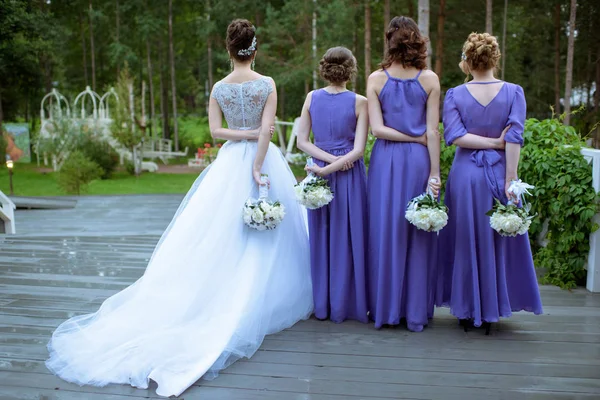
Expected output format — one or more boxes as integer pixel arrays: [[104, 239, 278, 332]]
[[46, 76, 314, 397]]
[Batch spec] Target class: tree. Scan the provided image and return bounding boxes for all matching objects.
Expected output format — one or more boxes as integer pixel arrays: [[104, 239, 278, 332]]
[[500, 0, 507, 80], [418, 0, 430, 68], [434, 0, 446, 77], [486, 0, 493, 34], [564, 0, 577, 125], [168, 0, 179, 150], [554, 2, 561, 114], [364, 0, 371, 82], [89, 0, 97, 91]]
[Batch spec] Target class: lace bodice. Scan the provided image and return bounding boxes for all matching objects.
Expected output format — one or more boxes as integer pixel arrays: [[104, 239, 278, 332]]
[[211, 77, 274, 130]]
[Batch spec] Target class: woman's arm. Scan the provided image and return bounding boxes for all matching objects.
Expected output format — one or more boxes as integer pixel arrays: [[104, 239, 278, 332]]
[[424, 73, 441, 195], [505, 142, 521, 203], [296, 92, 339, 164], [453, 132, 505, 150], [208, 96, 259, 141], [252, 78, 278, 185], [367, 73, 426, 144], [307, 95, 369, 176]]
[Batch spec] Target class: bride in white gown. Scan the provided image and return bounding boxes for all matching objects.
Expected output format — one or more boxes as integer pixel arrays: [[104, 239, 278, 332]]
[[46, 19, 314, 398]]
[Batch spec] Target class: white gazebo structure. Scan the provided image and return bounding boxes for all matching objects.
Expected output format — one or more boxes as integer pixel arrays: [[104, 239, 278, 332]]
[[0, 190, 16, 234]]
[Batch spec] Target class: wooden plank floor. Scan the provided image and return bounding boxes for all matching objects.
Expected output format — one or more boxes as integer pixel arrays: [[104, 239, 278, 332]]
[[1, 195, 599, 399]]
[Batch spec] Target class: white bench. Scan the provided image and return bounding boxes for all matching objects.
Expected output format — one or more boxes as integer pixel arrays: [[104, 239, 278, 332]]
[[0, 190, 16, 234], [581, 148, 600, 292]]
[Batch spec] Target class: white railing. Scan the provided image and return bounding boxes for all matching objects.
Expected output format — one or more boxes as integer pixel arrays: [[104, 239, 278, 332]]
[[0, 190, 16, 234], [581, 148, 600, 292]]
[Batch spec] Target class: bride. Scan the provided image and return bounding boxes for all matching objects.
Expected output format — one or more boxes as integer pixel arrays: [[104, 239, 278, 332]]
[[46, 19, 314, 398]]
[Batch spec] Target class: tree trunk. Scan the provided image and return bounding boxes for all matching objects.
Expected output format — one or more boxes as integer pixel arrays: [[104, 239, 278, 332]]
[[147, 40, 157, 138], [407, 0, 414, 19], [352, 1, 358, 92], [168, 0, 179, 151], [501, 0, 507, 80], [206, 0, 213, 91], [79, 12, 89, 87], [89, 0, 96, 91], [563, 0, 577, 126], [116, 0, 120, 79], [159, 40, 169, 140], [434, 0, 445, 77], [364, 0, 371, 83], [312, 0, 318, 90], [418, 0, 430, 68], [554, 2, 561, 114], [384, 0, 390, 32], [0, 84, 4, 133], [486, 0, 493, 34], [594, 37, 600, 147]]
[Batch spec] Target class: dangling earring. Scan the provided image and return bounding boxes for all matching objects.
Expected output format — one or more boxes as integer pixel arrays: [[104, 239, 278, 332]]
[[229, 59, 233, 72], [251, 58, 255, 70]]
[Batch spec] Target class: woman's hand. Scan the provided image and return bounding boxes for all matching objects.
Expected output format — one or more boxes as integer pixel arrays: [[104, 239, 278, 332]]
[[305, 164, 325, 177], [269, 125, 275, 138], [428, 176, 441, 197], [494, 125, 511, 150], [505, 177, 519, 204], [253, 168, 269, 187], [418, 133, 428, 146], [341, 160, 354, 171]]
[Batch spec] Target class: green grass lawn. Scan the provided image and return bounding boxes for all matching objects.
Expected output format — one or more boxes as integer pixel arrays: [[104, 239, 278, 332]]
[[0, 162, 306, 197], [0, 163, 198, 196]]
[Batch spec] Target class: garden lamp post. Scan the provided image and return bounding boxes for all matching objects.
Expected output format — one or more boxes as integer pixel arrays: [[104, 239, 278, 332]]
[[6, 158, 14, 196]]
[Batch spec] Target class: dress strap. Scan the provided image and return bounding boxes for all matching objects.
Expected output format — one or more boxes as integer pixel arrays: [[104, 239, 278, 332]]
[[383, 69, 391, 78], [415, 69, 423, 79]]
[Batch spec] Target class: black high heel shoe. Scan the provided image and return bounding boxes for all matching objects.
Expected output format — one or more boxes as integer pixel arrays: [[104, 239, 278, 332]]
[[482, 321, 492, 335], [458, 319, 473, 332]]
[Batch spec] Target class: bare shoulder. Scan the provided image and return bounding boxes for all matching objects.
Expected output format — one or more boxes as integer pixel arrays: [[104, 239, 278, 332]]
[[420, 70, 440, 84], [368, 70, 387, 83], [355, 94, 368, 107]]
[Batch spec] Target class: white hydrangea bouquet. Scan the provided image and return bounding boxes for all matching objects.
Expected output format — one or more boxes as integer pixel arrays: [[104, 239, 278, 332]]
[[243, 175, 285, 231], [405, 184, 449, 233], [487, 179, 535, 237], [294, 158, 334, 210]]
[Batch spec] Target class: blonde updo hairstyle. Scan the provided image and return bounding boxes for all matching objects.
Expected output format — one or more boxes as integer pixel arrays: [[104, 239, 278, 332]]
[[319, 47, 357, 84], [459, 32, 501, 78]]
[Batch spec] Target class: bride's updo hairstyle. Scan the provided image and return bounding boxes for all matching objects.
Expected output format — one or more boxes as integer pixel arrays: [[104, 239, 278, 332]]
[[380, 16, 428, 70], [319, 47, 357, 84], [460, 32, 501, 75], [226, 19, 257, 63]]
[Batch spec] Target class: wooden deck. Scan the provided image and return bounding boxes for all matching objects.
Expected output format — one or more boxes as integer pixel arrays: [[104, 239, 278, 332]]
[[1, 195, 599, 399]]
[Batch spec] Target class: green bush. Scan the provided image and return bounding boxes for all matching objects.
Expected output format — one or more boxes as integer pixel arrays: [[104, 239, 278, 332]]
[[57, 151, 102, 195], [179, 116, 216, 150], [77, 137, 119, 179], [520, 118, 598, 288], [0, 131, 6, 167]]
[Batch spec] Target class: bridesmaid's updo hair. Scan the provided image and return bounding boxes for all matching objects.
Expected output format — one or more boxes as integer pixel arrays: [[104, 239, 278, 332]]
[[380, 16, 428, 70], [319, 47, 357, 84], [460, 32, 501, 73], [226, 19, 257, 63]]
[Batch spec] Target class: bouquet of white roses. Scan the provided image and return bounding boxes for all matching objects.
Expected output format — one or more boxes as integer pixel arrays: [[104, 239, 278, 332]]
[[243, 175, 285, 231], [487, 180, 535, 237], [405, 190, 449, 233], [294, 158, 334, 210]]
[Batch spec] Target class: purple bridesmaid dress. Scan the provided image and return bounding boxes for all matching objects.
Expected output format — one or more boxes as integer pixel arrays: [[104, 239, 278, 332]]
[[436, 81, 543, 327], [308, 89, 369, 323], [367, 69, 437, 332]]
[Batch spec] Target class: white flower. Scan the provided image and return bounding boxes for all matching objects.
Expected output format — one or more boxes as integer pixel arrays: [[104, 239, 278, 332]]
[[490, 212, 522, 236], [251, 208, 264, 224], [260, 201, 273, 214], [294, 184, 304, 200]]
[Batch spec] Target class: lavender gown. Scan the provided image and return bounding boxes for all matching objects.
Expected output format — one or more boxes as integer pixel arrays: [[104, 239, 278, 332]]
[[367, 70, 437, 332], [436, 82, 543, 327], [308, 89, 369, 323]]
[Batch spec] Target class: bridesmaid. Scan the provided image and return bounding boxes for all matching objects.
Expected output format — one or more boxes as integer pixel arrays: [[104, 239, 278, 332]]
[[436, 33, 543, 334], [297, 46, 369, 323], [367, 16, 441, 332]]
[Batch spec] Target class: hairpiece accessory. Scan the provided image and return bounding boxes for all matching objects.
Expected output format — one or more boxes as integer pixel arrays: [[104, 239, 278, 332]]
[[238, 36, 257, 56], [461, 52, 467, 61]]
